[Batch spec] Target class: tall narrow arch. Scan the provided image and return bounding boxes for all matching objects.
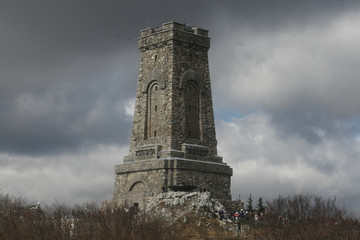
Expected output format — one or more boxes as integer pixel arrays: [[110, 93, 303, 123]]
[[185, 81, 200, 139], [142, 69, 166, 93], [179, 69, 204, 93], [144, 81, 161, 139]]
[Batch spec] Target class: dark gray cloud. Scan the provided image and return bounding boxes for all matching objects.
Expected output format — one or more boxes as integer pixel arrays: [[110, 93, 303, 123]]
[[0, 0, 221, 155], [210, 5, 360, 143], [1, 0, 360, 211], [2, 0, 358, 155]]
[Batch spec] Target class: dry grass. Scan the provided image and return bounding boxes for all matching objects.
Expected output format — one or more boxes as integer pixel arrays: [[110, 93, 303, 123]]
[[1, 192, 359, 240], [0, 193, 183, 240]]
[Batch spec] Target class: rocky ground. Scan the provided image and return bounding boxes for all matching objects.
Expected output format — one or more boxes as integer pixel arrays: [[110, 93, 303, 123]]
[[144, 191, 242, 239]]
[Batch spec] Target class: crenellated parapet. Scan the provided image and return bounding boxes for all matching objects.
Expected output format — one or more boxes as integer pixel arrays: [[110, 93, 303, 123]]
[[139, 21, 210, 52]]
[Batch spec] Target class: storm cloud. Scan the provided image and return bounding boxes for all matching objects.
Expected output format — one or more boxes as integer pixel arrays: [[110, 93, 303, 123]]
[[1, 0, 359, 213]]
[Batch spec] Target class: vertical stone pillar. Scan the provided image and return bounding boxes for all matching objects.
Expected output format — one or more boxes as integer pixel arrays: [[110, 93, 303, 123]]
[[109, 22, 232, 209]]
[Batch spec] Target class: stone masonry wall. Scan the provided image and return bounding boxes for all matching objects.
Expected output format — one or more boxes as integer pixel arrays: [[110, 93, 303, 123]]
[[109, 22, 233, 209], [112, 158, 232, 208], [127, 21, 218, 161]]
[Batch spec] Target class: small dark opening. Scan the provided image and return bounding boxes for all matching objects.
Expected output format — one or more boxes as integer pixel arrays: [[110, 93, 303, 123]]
[[154, 131, 157, 137], [154, 105, 157, 111], [169, 185, 197, 192]]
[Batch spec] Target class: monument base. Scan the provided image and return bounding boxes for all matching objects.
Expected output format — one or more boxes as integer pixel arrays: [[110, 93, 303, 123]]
[[108, 158, 232, 209]]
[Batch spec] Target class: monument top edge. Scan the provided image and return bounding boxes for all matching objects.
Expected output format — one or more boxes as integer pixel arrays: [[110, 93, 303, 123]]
[[140, 21, 209, 38]]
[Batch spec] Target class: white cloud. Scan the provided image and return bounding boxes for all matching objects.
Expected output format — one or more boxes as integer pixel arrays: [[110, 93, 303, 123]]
[[124, 97, 136, 117], [0, 144, 128, 206], [216, 112, 360, 211]]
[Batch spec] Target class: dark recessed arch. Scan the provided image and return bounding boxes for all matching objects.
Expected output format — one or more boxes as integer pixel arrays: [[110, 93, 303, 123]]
[[145, 80, 161, 139], [185, 80, 200, 139], [179, 69, 204, 93], [142, 68, 166, 93]]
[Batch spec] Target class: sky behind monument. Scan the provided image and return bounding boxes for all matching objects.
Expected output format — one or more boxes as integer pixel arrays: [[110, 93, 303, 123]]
[[1, 0, 360, 213]]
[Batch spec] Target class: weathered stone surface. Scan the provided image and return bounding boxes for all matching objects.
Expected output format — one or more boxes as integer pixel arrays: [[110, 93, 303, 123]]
[[108, 21, 232, 209], [145, 191, 226, 221]]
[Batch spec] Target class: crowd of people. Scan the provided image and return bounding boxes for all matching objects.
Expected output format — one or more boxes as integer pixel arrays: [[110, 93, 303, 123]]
[[218, 208, 266, 234], [220, 209, 264, 222]]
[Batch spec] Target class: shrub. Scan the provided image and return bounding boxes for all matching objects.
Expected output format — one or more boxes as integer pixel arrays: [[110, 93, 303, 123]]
[[1, 191, 359, 240], [254, 193, 360, 240], [0, 192, 182, 240]]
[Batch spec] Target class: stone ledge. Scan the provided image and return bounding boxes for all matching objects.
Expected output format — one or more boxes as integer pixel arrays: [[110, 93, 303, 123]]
[[115, 158, 233, 176], [124, 148, 223, 163]]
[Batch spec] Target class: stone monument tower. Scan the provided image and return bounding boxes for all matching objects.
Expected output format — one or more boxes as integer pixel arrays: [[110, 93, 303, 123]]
[[110, 22, 232, 208]]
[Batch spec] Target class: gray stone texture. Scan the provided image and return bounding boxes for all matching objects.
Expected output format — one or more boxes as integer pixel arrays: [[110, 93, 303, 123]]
[[109, 22, 232, 209], [145, 191, 226, 221]]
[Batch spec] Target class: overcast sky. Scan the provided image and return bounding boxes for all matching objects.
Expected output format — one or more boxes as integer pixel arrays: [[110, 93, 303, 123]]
[[1, 0, 360, 213]]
